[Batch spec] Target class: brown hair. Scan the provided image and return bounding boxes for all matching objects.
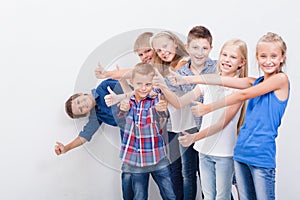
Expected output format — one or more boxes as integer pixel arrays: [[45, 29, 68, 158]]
[[187, 25, 213, 46], [65, 93, 88, 119]]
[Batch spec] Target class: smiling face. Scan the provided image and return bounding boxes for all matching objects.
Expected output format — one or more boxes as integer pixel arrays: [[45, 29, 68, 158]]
[[187, 38, 212, 68], [136, 47, 155, 63], [219, 44, 246, 77], [131, 73, 153, 101], [152, 35, 177, 62], [256, 41, 285, 76], [71, 94, 95, 116]]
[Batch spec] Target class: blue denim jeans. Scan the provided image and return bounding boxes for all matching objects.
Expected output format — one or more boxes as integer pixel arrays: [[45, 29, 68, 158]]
[[200, 154, 234, 200], [179, 127, 199, 200], [168, 132, 183, 200], [234, 161, 275, 200], [122, 172, 134, 200], [122, 158, 176, 200]]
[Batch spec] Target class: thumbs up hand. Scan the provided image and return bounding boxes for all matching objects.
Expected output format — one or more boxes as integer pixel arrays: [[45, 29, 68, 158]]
[[95, 63, 108, 79], [155, 94, 167, 112], [152, 67, 167, 89], [119, 97, 130, 112], [178, 131, 196, 147], [190, 100, 210, 117], [104, 86, 119, 107], [167, 68, 187, 86]]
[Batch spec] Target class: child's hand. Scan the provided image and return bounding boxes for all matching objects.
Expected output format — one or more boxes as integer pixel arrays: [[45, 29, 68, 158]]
[[54, 141, 66, 155], [167, 68, 187, 86], [155, 94, 167, 112], [178, 131, 195, 147], [152, 68, 167, 88], [95, 63, 108, 79], [104, 86, 131, 107], [149, 90, 158, 98], [119, 99, 130, 112], [190, 101, 209, 117], [95, 63, 123, 79], [104, 86, 118, 107]]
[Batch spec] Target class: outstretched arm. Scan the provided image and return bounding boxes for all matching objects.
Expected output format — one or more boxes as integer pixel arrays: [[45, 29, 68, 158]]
[[153, 67, 202, 109], [54, 136, 87, 155], [186, 75, 255, 89], [158, 83, 201, 109], [95, 64, 133, 80], [179, 101, 242, 147], [193, 73, 289, 117], [167, 68, 255, 89], [118, 79, 133, 93]]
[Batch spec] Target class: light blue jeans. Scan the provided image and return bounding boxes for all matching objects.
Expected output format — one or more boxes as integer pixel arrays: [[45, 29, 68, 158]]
[[200, 153, 234, 200], [234, 160, 275, 200]]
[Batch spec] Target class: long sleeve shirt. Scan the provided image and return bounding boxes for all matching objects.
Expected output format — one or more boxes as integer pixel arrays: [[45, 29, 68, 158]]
[[119, 94, 168, 167]]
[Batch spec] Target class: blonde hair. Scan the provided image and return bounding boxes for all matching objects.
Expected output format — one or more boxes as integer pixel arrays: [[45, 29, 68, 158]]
[[217, 39, 248, 78], [256, 32, 287, 72], [133, 32, 153, 52], [132, 62, 155, 79], [218, 38, 249, 134], [151, 31, 188, 77]]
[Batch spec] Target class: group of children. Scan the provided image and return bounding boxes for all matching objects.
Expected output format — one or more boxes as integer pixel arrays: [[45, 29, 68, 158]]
[[55, 25, 290, 200]]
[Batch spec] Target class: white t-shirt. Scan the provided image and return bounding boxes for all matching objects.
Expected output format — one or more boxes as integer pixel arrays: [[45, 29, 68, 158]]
[[167, 89, 196, 132], [193, 84, 241, 157]]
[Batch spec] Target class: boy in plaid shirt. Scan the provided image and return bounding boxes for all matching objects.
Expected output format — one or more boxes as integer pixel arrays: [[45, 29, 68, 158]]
[[111, 62, 175, 200]]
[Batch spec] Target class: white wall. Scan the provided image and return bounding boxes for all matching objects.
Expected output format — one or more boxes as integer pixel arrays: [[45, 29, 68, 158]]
[[1, 0, 299, 199]]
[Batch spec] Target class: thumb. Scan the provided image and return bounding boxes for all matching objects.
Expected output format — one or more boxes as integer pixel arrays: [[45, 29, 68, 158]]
[[107, 86, 115, 95], [158, 93, 165, 101], [115, 64, 120, 71], [97, 62, 104, 69], [96, 62, 106, 73], [182, 131, 188, 136]]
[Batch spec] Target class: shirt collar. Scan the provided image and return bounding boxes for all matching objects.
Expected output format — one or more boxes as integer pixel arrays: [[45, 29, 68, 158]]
[[130, 93, 154, 102], [186, 57, 215, 71]]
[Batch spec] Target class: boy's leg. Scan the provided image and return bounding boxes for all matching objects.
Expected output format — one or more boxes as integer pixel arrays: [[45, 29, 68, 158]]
[[179, 127, 199, 200], [121, 172, 134, 200], [131, 172, 150, 200], [168, 131, 183, 200], [151, 164, 176, 200], [234, 161, 256, 200]]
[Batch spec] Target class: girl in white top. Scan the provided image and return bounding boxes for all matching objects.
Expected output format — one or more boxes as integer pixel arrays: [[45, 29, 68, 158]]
[[154, 38, 248, 200]]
